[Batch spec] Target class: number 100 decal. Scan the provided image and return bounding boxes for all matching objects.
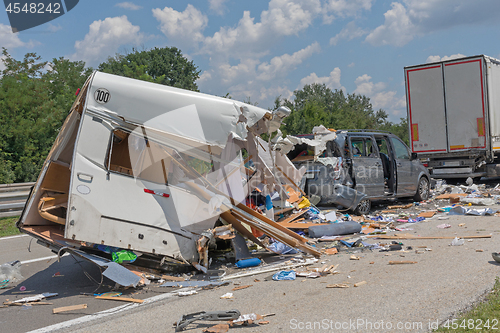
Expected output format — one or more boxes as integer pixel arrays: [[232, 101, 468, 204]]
[[94, 88, 111, 104]]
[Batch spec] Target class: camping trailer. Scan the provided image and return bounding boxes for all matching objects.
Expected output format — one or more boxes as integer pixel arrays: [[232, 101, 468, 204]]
[[17, 71, 319, 287]]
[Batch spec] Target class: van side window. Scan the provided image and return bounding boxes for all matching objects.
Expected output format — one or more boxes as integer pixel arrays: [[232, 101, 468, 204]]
[[390, 137, 410, 160], [350, 137, 377, 158]]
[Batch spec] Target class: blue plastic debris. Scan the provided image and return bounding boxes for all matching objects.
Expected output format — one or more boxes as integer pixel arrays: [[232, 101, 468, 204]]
[[272, 270, 296, 281]]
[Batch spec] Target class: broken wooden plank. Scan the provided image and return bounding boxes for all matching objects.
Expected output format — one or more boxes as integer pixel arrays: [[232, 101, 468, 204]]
[[95, 296, 144, 303], [326, 284, 349, 288], [161, 275, 185, 282], [277, 210, 308, 224], [277, 221, 329, 229], [354, 281, 367, 287], [274, 207, 294, 216], [387, 203, 413, 209], [232, 285, 252, 291], [52, 304, 87, 314], [389, 261, 417, 265]]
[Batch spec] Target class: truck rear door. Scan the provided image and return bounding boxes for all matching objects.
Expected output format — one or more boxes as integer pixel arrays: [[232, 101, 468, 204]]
[[406, 56, 487, 154], [406, 64, 448, 154], [443, 57, 487, 152]]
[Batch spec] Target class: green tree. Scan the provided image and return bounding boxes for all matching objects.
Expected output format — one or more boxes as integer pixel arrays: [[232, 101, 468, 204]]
[[0, 48, 92, 183], [279, 83, 408, 141], [98, 47, 200, 91]]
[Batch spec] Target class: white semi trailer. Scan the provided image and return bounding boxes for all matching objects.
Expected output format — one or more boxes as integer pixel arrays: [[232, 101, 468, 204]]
[[405, 55, 500, 179]]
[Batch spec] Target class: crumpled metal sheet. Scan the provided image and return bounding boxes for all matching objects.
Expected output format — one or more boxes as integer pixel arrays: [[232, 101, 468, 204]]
[[59, 247, 141, 288]]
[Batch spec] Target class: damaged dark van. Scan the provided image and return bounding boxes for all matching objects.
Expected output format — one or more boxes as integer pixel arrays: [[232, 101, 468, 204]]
[[281, 127, 430, 214]]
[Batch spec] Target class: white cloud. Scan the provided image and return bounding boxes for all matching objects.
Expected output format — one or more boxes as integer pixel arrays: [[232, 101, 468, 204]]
[[426, 53, 466, 63], [257, 42, 321, 80], [152, 4, 208, 49], [348, 62, 355, 67], [259, 85, 293, 102], [330, 21, 367, 45], [216, 58, 260, 85], [116, 2, 142, 10], [198, 0, 323, 60], [366, 0, 500, 47], [299, 67, 344, 90], [209, 0, 229, 15], [323, 0, 373, 21], [46, 23, 62, 33], [365, 2, 415, 47], [71, 16, 144, 65], [0, 23, 33, 49], [354, 74, 406, 119]]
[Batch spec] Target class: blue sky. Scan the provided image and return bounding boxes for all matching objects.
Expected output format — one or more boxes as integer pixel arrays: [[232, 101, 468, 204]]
[[1, 0, 500, 123]]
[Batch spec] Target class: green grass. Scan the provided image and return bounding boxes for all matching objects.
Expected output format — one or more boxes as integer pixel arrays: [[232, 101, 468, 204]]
[[0, 216, 20, 237], [435, 278, 500, 332]]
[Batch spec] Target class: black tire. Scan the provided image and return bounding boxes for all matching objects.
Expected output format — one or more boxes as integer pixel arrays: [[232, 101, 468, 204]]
[[353, 198, 371, 215], [414, 177, 430, 201]]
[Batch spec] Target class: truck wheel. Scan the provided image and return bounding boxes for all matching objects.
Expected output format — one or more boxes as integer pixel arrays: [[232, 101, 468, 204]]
[[353, 199, 371, 215], [414, 177, 430, 201]]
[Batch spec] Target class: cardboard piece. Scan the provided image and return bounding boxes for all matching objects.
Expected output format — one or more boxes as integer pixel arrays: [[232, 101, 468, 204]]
[[417, 211, 436, 218], [435, 193, 467, 199]]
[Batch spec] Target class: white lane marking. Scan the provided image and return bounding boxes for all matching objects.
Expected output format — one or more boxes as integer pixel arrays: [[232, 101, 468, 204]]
[[21, 254, 68, 264], [0, 234, 28, 241], [26, 288, 185, 333]]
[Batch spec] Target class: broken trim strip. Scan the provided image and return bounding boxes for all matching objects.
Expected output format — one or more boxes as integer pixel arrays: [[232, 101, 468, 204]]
[[144, 188, 170, 198], [101, 215, 190, 239]]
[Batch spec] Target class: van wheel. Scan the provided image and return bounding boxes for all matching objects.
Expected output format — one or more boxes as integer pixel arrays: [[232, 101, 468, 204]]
[[354, 199, 371, 215], [414, 177, 429, 201]]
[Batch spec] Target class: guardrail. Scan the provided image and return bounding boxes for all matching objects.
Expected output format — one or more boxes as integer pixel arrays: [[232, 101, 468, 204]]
[[0, 182, 34, 218]]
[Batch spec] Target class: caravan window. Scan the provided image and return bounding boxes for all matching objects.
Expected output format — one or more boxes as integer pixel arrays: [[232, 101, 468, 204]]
[[106, 128, 215, 185]]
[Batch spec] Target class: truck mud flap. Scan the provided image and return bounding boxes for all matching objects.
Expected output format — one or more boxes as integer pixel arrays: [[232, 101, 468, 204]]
[[329, 184, 367, 210], [58, 247, 141, 288]]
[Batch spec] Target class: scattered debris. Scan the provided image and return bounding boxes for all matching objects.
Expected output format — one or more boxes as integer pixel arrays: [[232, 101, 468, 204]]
[[326, 284, 349, 288], [175, 310, 241, 332], [354, 281, 367, 287], [220, 293, 234, 299], [177, 290, 198, 297], [450, 238, 465, 246], [95, 296, 144, 303], [52, 304, 87, 314], [388, 261, 417, 265], [203, 324, 229, 333], [232, 285, 252, 291], [272, 270, 296, 281]]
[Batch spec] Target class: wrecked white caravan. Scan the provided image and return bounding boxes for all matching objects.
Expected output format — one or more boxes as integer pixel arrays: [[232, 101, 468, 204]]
[[18, 71, 320, 286]]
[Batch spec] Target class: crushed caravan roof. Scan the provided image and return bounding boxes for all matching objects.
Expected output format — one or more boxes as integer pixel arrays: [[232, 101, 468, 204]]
[[17, 71, 319, 287]]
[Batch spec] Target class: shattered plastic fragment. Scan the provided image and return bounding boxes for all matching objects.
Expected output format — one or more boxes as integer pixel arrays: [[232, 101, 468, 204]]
[[272, 270, 296, 281], [450, 237, 465, 246]]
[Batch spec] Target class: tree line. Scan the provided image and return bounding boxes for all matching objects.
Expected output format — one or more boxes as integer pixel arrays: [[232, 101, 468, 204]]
[[0, 47, 408, 183]]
